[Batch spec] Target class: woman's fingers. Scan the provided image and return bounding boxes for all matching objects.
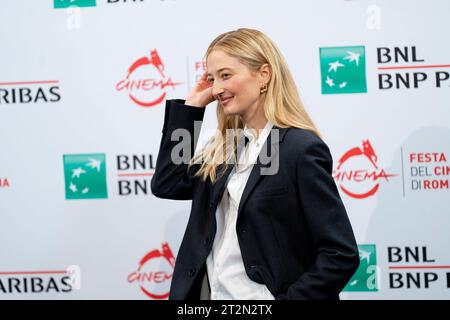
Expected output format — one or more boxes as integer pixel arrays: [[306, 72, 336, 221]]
[[185, 71, 215, 107], [196, 72, 212, 91]]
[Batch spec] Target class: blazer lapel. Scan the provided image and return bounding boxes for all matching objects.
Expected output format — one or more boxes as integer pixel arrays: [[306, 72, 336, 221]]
[[209, 128, 251, 209], [237, 126, 289, 218], [209, 126, 289, 216], [210, 164, 234, 209]]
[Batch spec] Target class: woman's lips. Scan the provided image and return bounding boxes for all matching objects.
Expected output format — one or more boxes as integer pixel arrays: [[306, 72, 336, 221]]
[[221, 96, 234, 106]]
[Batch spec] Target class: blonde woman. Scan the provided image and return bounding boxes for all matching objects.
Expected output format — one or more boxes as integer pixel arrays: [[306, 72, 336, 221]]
[[151, 28, 359, 300]]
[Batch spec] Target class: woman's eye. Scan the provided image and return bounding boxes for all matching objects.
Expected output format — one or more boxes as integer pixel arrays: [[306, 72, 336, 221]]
[[207, 77, 214, 83], [221, 73, 230, 79]]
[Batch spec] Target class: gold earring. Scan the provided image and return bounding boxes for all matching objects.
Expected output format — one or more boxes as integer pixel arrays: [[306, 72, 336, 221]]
[[260, 84, 268, 93]]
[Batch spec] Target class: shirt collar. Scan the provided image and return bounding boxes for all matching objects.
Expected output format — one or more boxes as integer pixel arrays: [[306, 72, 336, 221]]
[[243, 120, 274, 146]]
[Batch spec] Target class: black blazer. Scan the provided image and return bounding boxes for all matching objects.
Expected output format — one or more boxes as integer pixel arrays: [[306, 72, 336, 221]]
[[151, 99, 359, 300]]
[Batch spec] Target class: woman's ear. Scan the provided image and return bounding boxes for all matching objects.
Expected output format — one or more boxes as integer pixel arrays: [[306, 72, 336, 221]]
[[259, 63, 271, 86]]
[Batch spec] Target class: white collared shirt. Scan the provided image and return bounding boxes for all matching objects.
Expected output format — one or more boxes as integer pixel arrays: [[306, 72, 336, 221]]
[[206, 120, 275, 300]]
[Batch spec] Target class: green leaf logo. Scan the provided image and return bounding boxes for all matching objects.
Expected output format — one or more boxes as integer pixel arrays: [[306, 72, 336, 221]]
[[344, 244, 378, 292], [63, 154, 108, 200], [54, 0, 96, 9], [320, 46, 367, 94]]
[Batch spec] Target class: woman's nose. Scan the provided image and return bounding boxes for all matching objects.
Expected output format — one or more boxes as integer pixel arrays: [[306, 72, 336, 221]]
[[212, 83, 224, 99]]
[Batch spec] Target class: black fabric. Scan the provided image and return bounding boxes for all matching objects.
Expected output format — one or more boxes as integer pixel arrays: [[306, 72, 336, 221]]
[[151, 99, 360, 300]]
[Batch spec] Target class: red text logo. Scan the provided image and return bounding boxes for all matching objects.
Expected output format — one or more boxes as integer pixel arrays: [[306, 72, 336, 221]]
[[128, 242, 175, 299], [0, 178, 9, 188], [333, 140, 396, 199], [116, 50, 182, 107]]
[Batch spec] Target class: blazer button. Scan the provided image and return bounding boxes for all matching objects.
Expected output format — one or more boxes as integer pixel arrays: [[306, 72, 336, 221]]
[[203, 237, 212, 246], [247, 265, 258, 273], [187, 268, 196, 277]]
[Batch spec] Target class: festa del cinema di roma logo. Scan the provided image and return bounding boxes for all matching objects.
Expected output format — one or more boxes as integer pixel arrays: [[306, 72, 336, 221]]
[[333, 140, 397, 199], [116, 49, 183, 108], [128, 243, 175, 299]]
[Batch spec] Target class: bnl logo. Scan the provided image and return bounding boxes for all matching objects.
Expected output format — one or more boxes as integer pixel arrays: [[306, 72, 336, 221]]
[[319, 46, 367, 94], [344, 244, 378, 292]]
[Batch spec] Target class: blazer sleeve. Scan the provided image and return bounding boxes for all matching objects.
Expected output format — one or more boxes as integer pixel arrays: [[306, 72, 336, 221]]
[[150, 99, 206, 200], [278, 137, 360, 300]]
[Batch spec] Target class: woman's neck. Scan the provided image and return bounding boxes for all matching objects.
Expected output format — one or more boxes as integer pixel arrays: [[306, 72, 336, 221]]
[[242, 106, 268, 139]]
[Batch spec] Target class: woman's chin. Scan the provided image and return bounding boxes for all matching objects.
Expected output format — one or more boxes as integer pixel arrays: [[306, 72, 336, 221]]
[[222, 107, 235, 115], [222, 104, 243, 116]]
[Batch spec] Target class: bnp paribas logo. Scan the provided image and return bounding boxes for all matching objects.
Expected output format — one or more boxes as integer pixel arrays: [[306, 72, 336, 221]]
[[54, 0, 96, 8], [319, 46, 367, 94], [63, 154, 108, 200], [343, 244, 378, 292]]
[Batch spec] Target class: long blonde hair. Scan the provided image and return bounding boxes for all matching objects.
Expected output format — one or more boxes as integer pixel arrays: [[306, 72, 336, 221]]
[[188, 28, 320, 183]]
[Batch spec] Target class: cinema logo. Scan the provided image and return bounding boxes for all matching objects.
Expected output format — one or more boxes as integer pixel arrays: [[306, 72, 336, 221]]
[[128, 243, 175, 299], [0, 178, 10, 189], [0, 80, 61, 105], [333, 140, 397, 199], [0, 266, 80, 295], [407, 152, 449, 192], [116, 50, 182, 108], [388, 246, 450, 290]]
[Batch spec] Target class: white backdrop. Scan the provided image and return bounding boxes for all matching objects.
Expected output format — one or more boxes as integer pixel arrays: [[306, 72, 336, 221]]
[[1, 0, 449, 299]]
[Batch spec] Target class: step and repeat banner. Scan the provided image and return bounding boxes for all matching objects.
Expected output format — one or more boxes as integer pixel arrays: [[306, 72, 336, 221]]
[[1, 0, 449, 299]]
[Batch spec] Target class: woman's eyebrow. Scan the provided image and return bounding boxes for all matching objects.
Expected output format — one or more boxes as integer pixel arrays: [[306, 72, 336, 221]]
[[207, 67, 232, 76]]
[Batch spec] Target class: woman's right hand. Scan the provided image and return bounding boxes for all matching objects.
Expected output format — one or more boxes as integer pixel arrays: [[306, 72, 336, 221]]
[[185, 71, 215, 108]]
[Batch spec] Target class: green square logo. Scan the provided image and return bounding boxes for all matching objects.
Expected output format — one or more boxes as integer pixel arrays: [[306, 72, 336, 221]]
[[319, 46, 367, 94], [54, 0, 96, 9], [63, 154, 108, 200], [343, 244, 378, 292]]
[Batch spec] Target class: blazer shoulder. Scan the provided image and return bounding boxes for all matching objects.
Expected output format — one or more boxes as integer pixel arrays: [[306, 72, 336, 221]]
[[283, 127, 329, 153], [283, 127, 334, 174]]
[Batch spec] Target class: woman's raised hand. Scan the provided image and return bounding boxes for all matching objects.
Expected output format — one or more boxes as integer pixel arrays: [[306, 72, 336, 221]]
[[185, 71, 216, 108]]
